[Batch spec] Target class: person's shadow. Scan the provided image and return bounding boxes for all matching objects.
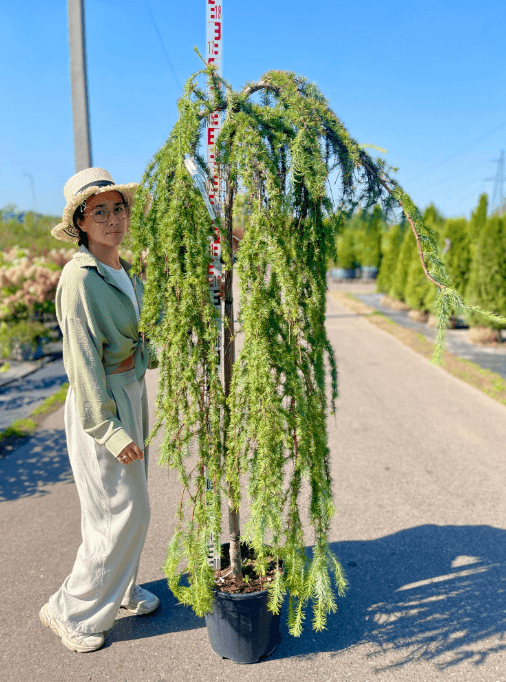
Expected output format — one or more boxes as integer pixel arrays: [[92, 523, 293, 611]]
[[105, 525, 506, 670]]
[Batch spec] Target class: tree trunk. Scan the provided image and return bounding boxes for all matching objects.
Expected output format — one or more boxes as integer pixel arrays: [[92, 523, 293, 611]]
[[223, 179, 243, 582]]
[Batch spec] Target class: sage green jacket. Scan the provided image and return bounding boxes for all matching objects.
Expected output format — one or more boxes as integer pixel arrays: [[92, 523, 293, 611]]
[[56, 245, 157, 457]]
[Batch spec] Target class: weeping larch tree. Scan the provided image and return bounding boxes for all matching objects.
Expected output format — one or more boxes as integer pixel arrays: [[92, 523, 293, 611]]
[[129, 61, 506, 637]]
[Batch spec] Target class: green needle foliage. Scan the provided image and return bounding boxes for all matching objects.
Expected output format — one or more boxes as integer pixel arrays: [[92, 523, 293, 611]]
[[354, 205, 383, 268], [465, 215, 506, 330], [389, 224, 419, 302], [376, 223, 404, 294], [336, 229, 357, 269], [128, 63, 506, 635], [442, 218, 471, 297], [405, 250, 432, 312]]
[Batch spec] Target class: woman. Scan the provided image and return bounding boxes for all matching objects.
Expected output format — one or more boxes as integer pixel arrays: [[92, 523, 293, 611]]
[[39, 168, 159, 653]]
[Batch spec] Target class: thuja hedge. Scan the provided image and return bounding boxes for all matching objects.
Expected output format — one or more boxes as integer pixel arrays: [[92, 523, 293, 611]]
[[376, 194, 506, 329], [128, 64, 506, 635]]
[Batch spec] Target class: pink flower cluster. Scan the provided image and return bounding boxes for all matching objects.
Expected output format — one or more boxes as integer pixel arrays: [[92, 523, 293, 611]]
[[0, 264, 61, 319], [0, 248, 73, 321], [0, 245, 145, 321]]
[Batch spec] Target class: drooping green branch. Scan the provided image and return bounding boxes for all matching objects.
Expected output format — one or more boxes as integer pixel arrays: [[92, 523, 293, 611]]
[[129, 64, 504, 635]]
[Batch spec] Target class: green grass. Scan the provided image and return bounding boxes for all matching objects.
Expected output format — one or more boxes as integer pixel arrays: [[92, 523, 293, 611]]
[[0, 418, 37, 439], [371, 310, 396, 325], [31, 382, 69, 416], [0, 214, 61, 255], [0, 382, 69, 447]]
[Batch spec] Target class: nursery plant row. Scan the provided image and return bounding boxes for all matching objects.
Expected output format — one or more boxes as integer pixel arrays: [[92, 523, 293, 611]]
[[333, 194, 506, 342]]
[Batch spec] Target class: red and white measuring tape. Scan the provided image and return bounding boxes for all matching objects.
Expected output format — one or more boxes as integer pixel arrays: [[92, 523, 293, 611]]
[[183, 2, 224, 573], [206, 0, 223, 322], [206, 0, 223, 571]]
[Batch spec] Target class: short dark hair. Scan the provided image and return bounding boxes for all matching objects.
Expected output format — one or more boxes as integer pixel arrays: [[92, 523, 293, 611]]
[[72, 201, 88, 247], [72, 191, 128, 248]]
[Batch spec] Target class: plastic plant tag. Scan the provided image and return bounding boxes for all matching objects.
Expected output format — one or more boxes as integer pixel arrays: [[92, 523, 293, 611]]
[[184, 156, 216, 221]]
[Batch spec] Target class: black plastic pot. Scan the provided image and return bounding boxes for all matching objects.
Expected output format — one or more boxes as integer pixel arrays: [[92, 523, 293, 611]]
[[360, 266, 378, 280], [329, 267, 356, 280], [204, 543, 281, 664]]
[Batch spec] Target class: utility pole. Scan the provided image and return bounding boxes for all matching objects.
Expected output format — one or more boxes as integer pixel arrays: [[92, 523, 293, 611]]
[[485, 150, 505, 213], [68, 0, 92, 171], [22, 172, 37, 214]]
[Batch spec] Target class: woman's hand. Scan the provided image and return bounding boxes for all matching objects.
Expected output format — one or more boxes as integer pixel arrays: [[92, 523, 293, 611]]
[[117, 441, 144, 465]]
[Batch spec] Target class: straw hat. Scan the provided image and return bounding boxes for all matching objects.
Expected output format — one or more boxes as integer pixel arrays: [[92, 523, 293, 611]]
[[51, 167, 141, 243]]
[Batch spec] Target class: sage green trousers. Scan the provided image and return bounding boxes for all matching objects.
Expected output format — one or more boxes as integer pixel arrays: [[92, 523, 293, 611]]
[[48, 368, 150, 634]]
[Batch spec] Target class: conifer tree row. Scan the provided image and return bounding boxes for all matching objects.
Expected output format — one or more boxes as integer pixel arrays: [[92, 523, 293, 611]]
[[128, 64, 506, 635]]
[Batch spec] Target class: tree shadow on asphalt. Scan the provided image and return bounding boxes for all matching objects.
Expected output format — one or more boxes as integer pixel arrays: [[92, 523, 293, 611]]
[[0, 428, 73, 501], [101, 525, 506, 671], [0, 371, 68, 418], [274, 525, 506, 670]]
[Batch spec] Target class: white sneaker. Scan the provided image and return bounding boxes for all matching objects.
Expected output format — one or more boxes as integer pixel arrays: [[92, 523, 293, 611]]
[[120, 585, 160, 615], [39, 603, 105, 653]]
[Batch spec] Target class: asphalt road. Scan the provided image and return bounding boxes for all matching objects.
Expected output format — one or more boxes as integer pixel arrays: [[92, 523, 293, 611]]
[[0, 356, 67, 431], [3, 289, 506, 681]]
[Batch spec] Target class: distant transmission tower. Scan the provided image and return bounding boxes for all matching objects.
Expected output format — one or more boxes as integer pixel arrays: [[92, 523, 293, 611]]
[[485, 150, 505, 212]]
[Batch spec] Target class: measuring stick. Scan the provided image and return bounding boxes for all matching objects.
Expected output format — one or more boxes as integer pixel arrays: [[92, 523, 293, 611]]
[[184, 155, 221, 572], [205, 0, 224, 571]]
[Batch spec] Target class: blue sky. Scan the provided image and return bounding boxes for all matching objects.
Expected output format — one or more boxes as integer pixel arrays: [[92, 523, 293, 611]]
[[1, 0, 506, 220]]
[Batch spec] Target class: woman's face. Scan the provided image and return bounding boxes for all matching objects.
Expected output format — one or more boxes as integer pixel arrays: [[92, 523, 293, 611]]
[[77, 190, 129, 249]]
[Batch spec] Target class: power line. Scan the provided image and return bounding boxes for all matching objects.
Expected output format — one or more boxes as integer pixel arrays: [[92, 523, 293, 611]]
[[144, 0, 181, 91], [413, 160, 489, 192], [485, 150, 505, 211], [403, 119, 506, 184]]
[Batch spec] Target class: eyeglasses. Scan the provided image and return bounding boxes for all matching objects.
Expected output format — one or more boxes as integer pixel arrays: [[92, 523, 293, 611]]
[[85, 204, 128, 223]]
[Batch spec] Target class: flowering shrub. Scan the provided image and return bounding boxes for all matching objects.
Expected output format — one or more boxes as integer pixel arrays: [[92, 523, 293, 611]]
[[0, 265, 60, 320], [0, 248, 73, 322], [0, 245, 144, 324]]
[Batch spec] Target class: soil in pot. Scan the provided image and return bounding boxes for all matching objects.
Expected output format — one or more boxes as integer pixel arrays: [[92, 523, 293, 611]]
[[214, 542, 282, 593]]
